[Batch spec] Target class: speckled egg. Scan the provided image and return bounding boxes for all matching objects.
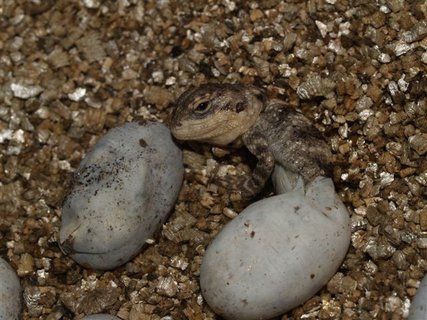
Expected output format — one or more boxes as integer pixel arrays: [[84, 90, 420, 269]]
[[408, 274, 427, 320], [60, 121, 184, 270], [0, 258, 21, 320], [200, 176, 351, 320], [82, 314, 121, 320]]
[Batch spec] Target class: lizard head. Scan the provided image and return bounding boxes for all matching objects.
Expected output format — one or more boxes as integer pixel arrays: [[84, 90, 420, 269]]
[[170, 83, 266, 146]]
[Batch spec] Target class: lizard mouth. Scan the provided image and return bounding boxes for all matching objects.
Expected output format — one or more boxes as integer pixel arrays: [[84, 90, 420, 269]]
[[171, 117, 242, 146]]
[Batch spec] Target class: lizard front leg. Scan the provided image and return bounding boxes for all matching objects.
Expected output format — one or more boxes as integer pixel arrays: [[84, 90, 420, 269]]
[[237, 130, 275, 198]]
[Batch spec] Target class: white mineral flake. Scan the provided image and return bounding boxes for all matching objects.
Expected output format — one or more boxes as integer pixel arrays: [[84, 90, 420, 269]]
[[11, 83, 43, 99], [421, 51, 427, 64], [58, 160, 73, 172], [402, 297, 410, 318], [380, 172, 394, 188], [328, 39, 344, 54], [122, 68, 138, 80], [135, 106, 152, 119], [394, 41, 413, 56], [118, 0, 131, 10], [355, 96, 374, 111], [197, 294, 204, 305], [300, 309, 320, 319], [152, 70, 164, 83], [223, 0, 236, 11], [297, 86, 310, 100], [7, 146, 22, 155], [315, 20, 328, 38], [338, 123, 348, 138], [6, 240, 15, 249], [185, 29, 194, 41], [67, 87, 86, 101], [398, 75, 409, 92], [223, 207, 238, 219], [36, 269, 47, 280], [295, 48, 308, 59], [364, 260, 378, 274], [165, 76, 176, 86], [326, 0, 336, 4], [0, 128, 13, 143], [82, 275, 98, 290], [361, 84, 368, 92], [22, 172, 31, 180], [388, 81, 400, 96], [366, 162, 378, 175], [10, 36, 24, 50], [415, 172, 427, 186], [145, 238, 155, 244], [388, 201, 397, 211], [217, 164, 236, 178], [82, 0, 100, 8], [156, 277, 178, 297], [156, 0, 170, 8], [12, 129, 25, 143], [358, 109, 374, 121], [338, 21, 351, 36], [380, 5, 391, 13], [417, 239, 427, 252], [278, 64, 296, 77], [205, 158, 218, 175], [378, 53, 391, 63], [212, 67, 221, 77], [170, 256, 189, 270], [385, 295, 402, 313], [35, 106, 50, 119]]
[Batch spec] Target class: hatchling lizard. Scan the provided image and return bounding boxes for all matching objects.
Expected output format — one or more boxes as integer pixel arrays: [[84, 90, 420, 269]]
[[170, 83, 332, 199]]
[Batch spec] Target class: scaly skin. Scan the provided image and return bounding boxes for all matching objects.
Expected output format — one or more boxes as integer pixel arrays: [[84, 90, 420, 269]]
[[170, 83, 332, 199]]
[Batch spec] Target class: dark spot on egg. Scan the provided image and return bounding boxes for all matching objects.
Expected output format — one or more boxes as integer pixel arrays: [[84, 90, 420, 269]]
[[139, 138, 147, 147], [310, 273, 315, 279], [250, 231, 255, 238]]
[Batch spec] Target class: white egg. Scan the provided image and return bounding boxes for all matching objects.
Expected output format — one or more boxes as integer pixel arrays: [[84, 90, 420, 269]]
[[0, 258, 21, 320], [60, 122, 184, 270], [200, 176, 351, 320], [408, 274, 427, 320], [82, 314, 121, 320]]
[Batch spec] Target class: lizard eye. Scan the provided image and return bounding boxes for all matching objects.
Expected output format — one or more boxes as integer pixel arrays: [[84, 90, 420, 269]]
[[194, 101, 210, 113]]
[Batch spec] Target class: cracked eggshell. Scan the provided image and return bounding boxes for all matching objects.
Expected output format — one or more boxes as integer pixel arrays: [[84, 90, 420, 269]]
[[200, 176, 351, 320], [60, 122, 184, 270], [0, 258, 21, 320], [272, 164, 304, 194], [408, 274, 427, 320]]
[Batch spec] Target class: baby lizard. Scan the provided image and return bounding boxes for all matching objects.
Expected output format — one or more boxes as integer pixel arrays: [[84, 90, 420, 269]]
[[170, 83, 332, 199]]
